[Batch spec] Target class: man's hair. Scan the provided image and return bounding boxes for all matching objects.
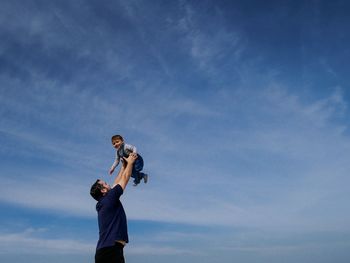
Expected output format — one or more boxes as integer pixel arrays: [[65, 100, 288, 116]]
[[90, 179, 103, 201], [111, 134, 124, 142]]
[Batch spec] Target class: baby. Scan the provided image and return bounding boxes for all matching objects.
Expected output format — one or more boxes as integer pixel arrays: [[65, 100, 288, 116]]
[[109, 134, 148, 186]]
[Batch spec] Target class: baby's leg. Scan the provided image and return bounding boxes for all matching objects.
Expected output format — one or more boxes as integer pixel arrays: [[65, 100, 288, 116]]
[[131, 166, 141, 185], [133, 155, 144, 172], [132, 155, 145, 185]]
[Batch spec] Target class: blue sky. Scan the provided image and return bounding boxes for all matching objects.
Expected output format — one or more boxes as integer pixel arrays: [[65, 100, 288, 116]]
[[1, 0, 350, 262]]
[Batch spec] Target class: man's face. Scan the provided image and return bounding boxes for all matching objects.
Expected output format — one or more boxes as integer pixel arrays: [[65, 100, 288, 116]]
[[112, 139, 123, 149], [99, 180, 111, 194]]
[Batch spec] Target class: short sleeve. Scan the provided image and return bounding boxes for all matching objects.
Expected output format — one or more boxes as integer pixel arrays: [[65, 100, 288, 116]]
[[104, 184, 123, 204]]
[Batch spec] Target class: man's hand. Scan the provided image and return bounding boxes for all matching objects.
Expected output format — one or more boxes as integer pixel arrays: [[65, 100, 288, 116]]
[[124, 152, 138, 165]]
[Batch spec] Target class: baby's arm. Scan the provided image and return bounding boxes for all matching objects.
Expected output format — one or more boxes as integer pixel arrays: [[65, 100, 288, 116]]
[[109, 156, 120, 175]]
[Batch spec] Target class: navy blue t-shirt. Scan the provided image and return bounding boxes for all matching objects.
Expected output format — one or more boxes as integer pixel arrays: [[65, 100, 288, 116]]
[[96, 184, 128, 250]]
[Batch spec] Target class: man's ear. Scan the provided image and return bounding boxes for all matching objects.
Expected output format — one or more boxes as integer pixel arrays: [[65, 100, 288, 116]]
[[101, 188, 108, 195]]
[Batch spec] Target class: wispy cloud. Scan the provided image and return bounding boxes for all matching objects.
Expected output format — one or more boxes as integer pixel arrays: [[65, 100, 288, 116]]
[[176, 2, 243, 74]]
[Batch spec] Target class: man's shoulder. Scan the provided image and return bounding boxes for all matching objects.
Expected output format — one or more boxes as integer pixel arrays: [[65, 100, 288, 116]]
[[106, 184, 124, 201], [111, 184, 123, 193], [99, 185, 123, 204]]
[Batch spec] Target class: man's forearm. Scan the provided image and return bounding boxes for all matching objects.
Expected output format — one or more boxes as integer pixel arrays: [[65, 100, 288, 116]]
[[117, 153, 137, 190], [118, 161, 133, 190], [113, 162, 125, 187]]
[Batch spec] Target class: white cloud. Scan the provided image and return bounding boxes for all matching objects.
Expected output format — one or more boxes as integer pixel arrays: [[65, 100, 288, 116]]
[[0, 171, 98, 218], [126, 244, 197, 256], [1, 84, 350, 234], [0, 228, 198, 257], [0, 228, 94, 254]]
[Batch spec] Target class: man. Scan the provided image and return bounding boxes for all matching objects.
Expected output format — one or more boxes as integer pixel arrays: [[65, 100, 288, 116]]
[[90, 153, 137, 263]]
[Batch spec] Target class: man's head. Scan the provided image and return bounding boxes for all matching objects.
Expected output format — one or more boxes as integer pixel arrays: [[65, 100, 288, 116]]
[[90, 180, 111, 201], [111, 134, 124, 149]]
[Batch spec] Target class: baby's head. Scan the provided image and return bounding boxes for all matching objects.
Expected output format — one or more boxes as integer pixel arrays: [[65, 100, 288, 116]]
[[111, 134, 124, 149]]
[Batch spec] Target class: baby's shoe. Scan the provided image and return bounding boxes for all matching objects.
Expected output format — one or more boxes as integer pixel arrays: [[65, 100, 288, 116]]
[[133, 179, 140, 186], [143, 173, 148, 184]]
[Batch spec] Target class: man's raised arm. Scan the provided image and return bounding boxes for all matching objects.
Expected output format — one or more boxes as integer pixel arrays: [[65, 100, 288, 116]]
[[112, 162, 125, 188]]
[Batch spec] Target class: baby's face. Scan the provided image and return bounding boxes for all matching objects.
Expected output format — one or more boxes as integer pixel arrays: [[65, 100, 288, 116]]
[[112, 139, 123, 149]]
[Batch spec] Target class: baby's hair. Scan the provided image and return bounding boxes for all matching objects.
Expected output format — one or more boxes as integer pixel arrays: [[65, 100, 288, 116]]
[[111, 134, 124, 142]]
